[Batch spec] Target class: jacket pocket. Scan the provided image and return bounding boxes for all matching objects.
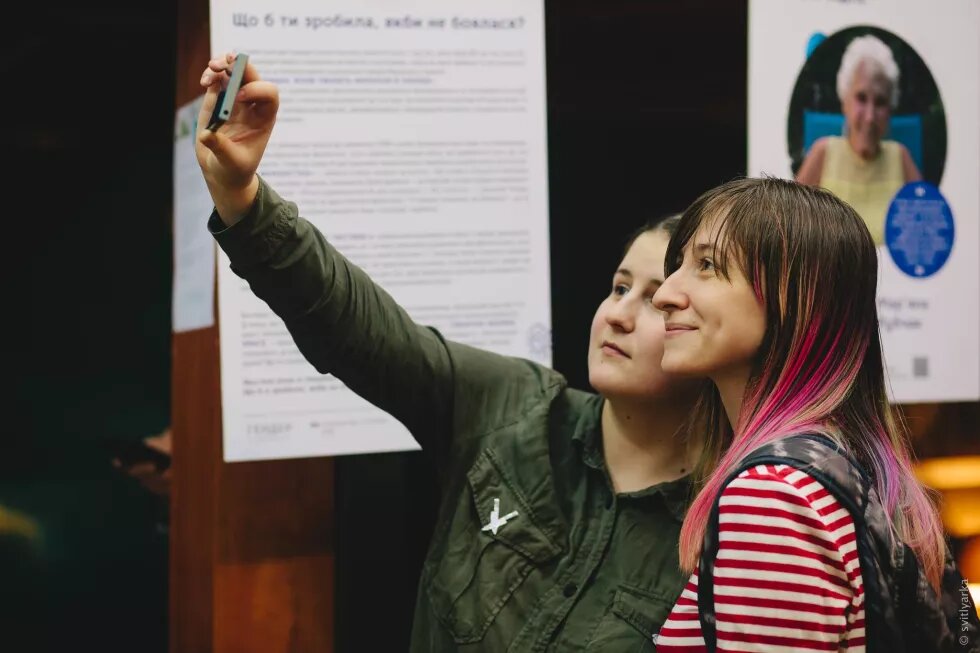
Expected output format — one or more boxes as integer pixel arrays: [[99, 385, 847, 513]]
[[588, 585, 674, 652], [426, 447, 563, 644]]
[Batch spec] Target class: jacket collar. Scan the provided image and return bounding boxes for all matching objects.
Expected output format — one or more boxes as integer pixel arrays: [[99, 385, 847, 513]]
[[573, 394, 693, 522]]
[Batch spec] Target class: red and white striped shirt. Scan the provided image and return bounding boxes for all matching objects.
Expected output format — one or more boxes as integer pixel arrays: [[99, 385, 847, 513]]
[[655, 464, 866, 652]]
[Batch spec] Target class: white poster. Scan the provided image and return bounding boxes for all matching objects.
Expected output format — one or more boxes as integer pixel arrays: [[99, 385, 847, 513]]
[[173, 96, 216, 333], [210, 0, 551, 460], [749, 0, 979, 403]]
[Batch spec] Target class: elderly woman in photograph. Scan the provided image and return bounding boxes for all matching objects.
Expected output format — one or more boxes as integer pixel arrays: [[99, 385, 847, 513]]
[[796, 34, 921, 245]]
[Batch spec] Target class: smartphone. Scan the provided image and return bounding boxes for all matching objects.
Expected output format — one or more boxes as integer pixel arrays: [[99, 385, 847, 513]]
[[207, 53, 250, 131]]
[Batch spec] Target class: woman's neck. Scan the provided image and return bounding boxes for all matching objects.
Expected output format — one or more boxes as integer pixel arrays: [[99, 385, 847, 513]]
[[847, 134, 881, 162], [601, 395, 697, 493], [715, 368, 751, 434]]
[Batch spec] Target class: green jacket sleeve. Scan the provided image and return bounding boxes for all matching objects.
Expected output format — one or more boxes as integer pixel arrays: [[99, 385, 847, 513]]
[[210, 178, 564, 462]]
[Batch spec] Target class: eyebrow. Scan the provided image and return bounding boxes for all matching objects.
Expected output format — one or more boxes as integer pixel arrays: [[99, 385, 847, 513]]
[[615, 268, 664, 284], [692, 243, 715, 255]]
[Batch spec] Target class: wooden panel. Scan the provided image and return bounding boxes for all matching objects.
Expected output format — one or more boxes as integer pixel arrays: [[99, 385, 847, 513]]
[[175, 0, 211, 109], [217, 459, 335, 562], [171, 329, 220, 653], [213, 556, 334, 652], [171, 0, 335, 650], [171, 2, 218, 651]]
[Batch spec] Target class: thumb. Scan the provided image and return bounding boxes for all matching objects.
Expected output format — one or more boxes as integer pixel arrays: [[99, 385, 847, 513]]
[[198, 128, 231, 159]]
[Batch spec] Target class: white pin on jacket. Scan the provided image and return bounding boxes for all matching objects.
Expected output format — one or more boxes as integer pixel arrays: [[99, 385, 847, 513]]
[[481, 498, 519, 535]]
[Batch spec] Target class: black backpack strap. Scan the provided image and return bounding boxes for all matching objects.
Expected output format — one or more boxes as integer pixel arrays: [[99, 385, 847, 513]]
[[897, 543, 927, 650], [937, 547, 980, 652], [696, 433, 868, 652], [697, 432, 980, 653], [696, 472, 727, 651]]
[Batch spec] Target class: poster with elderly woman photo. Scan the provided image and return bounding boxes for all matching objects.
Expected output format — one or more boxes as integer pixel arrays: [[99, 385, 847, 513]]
[[749, 0, 979, 403]]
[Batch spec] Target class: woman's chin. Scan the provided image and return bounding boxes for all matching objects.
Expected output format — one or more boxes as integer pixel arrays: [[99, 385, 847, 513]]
[[850, 136, 883, 159], [660, 353, 692, 375]]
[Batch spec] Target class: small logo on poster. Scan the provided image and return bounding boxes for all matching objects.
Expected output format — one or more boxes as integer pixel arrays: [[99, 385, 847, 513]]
[[527, 322, 552, 363], [885, 182, 955, 278]]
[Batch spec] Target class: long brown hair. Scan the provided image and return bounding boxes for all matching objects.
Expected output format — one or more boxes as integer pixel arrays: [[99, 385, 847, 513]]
[[669, 177, 944, 591]]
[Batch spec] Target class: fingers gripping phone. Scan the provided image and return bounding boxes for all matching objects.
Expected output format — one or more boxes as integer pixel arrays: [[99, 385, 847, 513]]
[[207, 53, 249, 131]]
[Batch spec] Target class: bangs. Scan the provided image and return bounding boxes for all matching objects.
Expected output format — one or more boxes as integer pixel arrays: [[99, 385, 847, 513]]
[[665, 180, 775, 296], [666, 175, 880, 346]]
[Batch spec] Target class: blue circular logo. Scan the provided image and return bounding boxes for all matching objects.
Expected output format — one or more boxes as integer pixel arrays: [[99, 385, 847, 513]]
[[884, 182, 954, 278]]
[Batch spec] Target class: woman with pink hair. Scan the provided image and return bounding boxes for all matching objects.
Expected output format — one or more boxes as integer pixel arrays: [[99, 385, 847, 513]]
[[650, 177, 976, 652]]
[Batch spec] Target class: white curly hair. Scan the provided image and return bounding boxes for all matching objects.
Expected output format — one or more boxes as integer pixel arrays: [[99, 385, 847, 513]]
[[836, 35, 900, 107]]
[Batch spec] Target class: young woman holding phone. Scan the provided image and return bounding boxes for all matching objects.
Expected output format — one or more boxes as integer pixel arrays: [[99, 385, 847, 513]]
[[196, 53, 705, 651]]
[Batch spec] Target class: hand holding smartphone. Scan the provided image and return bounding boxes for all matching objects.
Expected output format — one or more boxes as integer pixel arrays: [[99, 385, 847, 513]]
[[207, 53, 250, 131]]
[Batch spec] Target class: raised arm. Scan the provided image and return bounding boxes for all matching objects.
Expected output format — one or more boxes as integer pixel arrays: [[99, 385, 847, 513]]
[[900, 144, 923, 183], [196, 53, 276, 225], [196, 55, 559, 460], [796, 137, 829, 186]]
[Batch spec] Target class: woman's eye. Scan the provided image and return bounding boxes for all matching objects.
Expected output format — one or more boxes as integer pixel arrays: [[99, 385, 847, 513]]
[[698, 258, 716, 272], [613, 284, 629, 296]]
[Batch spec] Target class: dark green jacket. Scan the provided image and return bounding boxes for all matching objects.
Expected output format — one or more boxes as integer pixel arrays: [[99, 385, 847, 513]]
[[211, 179, 692, 651]]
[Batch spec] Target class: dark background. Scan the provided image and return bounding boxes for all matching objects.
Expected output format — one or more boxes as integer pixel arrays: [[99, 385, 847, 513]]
[[11, 4, 177, 653], [12, 1, 748, 651]]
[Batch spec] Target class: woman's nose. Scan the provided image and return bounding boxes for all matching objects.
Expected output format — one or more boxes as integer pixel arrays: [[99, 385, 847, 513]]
[[858, 103, 875, 125], [606, 296, 636, 331], [653, 272, 688, 313]]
